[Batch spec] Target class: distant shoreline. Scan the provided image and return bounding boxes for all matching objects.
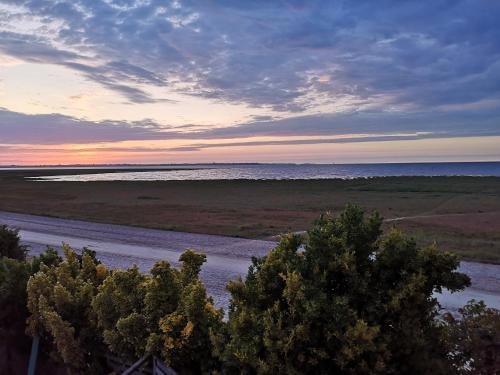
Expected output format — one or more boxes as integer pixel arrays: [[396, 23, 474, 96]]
[[1, 160, 500, 169], [11, 161, 500, 181]]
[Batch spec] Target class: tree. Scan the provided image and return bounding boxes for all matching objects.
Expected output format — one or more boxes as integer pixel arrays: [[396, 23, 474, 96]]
[[221, 205, 471, 374], [157, 277, 224, 374], [92, 265, 149, 359], [1, 246, 62, 328], [444, 300, 500, 374], [0, 226, 61, 332], [0, 246, 62, 373], [0, 257, 31, 327], [93, 249, 224, 374], [26, 245, 109, 374], [0, 224, 27, 260], [31, 247, 62, 274]]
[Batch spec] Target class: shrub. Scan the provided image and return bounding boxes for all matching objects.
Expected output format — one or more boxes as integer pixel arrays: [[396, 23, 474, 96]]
[[26, 245, 109, 374], [1, 246, 62, 328], [93, 249, 224, 374], [0, 257, 31, 326], [0, 225, 27, 260], [444, 300, 500, 374], [220, 204, 471, 374]]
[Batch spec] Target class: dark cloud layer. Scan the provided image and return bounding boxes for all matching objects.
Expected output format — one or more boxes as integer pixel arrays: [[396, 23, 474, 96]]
[[1, 107, 499, 146], [1, 0, 500, 111], [0, 108, 170, 144]]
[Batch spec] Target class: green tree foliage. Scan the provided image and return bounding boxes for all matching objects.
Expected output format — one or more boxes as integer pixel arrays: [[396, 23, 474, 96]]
[[26, 245, 109, 374], [0, 224, 27, 260], [4, 205, 498, 374], [0, 245, 62, 374], [93, 249, 224, 374], [31, 247, 62, 274], [444, 300, 500, 374], [0, 257, 31, 327], [93, 265, 149, 358], [0, 226, 61, 329], [221, 204, 471, 374], [0, 246, 62, 328]]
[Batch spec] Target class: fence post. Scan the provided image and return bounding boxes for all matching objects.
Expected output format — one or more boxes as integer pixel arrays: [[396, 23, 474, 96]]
[[27, 335, 40, 375], [121, 353, 151, 375]]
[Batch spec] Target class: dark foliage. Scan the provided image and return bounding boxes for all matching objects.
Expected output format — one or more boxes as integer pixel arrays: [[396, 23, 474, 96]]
[[0, 225, 27, 260], [220, 205, 471, 374]]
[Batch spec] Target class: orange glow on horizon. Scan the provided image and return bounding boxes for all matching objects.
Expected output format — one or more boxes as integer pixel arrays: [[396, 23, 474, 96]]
[[2, 136, 500, 165]]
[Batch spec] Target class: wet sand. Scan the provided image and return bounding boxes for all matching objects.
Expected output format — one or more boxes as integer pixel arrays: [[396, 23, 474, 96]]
[[1, 211, 498, 312]]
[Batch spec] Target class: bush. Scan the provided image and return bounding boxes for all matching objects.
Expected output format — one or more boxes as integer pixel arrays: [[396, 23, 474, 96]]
[[220, 204, 471, 374], [1, 246, 62, 328], [12, 205, 499, 374], [26, 246, 222, 374], [0, 257, 31, 326], [0, 247, 63, 373], [444, 300, 500, 374], [27, 245, 108, 374], [0, 225, 27, 260], [92, 249, 224, 374]]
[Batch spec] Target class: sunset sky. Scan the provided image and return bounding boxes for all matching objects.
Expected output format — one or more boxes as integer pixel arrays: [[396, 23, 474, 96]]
[[0, 0, 499, 165]]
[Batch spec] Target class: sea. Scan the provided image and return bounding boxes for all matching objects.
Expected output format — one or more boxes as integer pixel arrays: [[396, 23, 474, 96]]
[[10, 161, 500, 181]]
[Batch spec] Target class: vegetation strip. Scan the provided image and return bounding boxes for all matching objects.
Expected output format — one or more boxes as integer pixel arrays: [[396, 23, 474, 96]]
[[1, 206, 499, 373]]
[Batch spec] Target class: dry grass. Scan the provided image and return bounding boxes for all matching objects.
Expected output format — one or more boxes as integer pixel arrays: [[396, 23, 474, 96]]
[[1, 170, 499, 262]]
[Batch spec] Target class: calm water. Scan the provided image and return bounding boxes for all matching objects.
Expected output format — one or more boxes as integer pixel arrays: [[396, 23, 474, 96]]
[[25, 162, 500, 181]]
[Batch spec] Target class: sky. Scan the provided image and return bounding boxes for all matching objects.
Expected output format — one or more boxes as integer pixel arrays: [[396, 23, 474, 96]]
[[0, 0, 499, 165]]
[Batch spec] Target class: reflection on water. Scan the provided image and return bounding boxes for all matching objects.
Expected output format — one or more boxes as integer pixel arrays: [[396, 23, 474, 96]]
[[28, 162, 500, 181]]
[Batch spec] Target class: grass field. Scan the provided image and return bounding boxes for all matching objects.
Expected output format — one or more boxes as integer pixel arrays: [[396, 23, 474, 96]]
[[1, 169, 499, 263]]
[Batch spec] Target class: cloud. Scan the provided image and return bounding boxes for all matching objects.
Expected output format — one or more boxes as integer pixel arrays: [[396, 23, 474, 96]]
[[167, 135, 439, 152], [0, 108, 172, 144], [1, 106, 499, 145], [198, 109, 500, 140], [0, 134, 437, 155], [0, 32, 170, 103], [60, 61, 174, 104], [0, 0, 499, 112], [0, 31, 81, 63]]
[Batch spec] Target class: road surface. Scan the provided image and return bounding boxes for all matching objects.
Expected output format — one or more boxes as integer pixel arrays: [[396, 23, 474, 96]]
[[0, 211, 498, 312]]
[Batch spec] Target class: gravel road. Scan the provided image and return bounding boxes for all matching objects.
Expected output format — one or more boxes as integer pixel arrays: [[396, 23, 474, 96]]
[[0, 211, 498, 312]]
